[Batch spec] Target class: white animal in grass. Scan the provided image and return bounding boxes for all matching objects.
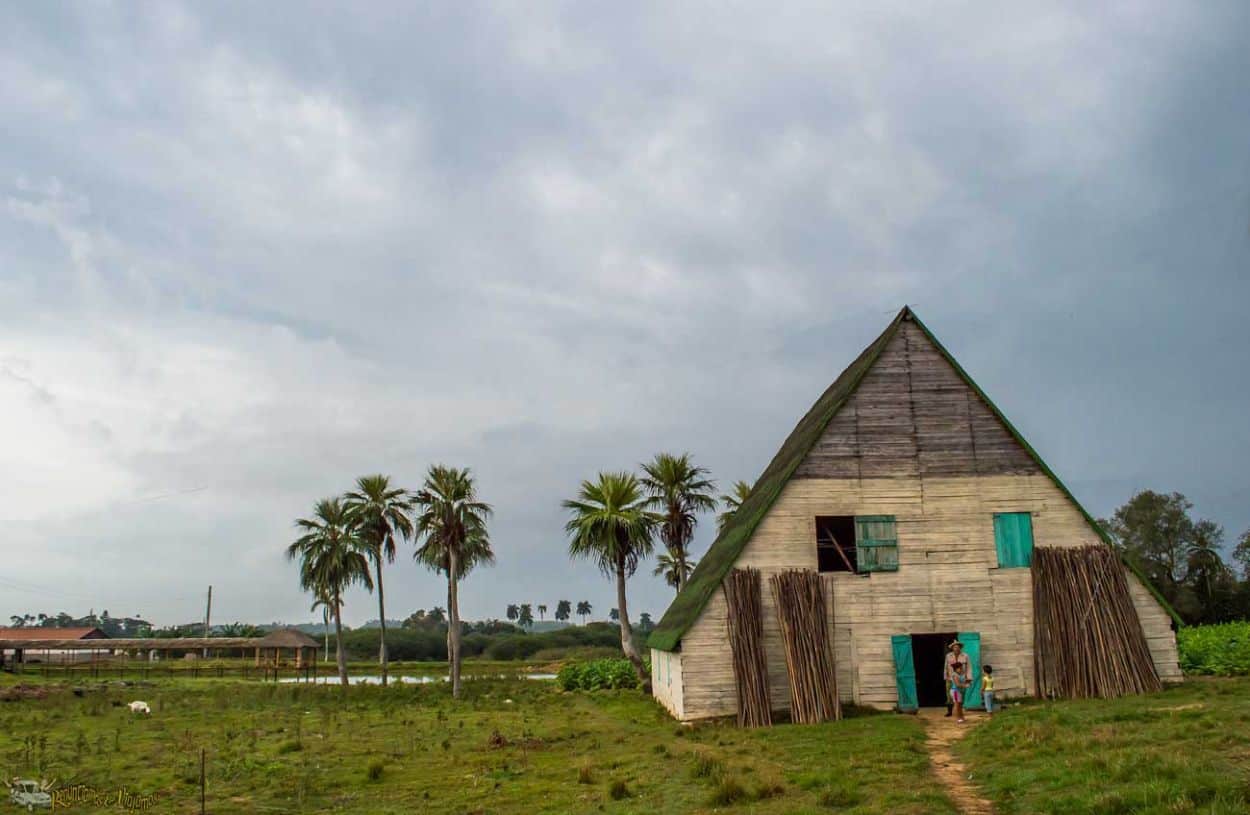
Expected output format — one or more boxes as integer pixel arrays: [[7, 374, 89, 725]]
[[127, 701, 151, 715]]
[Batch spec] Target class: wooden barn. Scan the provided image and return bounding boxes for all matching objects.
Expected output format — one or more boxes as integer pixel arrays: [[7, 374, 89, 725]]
[[648, 307, 1181, 722]]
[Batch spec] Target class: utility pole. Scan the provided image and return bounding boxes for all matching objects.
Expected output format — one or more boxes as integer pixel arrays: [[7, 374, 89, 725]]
[[202, 585, 212, 658]]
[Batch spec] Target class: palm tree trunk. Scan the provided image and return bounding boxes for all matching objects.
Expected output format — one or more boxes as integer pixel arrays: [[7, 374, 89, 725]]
[[447, 550, 463, 698], [675, 549, 687, 593], [374, 556, 388, 687], [615, 560, 647, 684], [333, 593, 348, 688], [323, 608, 330, 662]]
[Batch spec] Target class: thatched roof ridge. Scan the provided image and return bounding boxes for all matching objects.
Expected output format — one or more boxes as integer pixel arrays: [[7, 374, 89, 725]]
[[255, 627, 319, 649]]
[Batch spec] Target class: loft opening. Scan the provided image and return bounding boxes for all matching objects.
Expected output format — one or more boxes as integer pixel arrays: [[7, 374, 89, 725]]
[[815, 515, 898, 573]]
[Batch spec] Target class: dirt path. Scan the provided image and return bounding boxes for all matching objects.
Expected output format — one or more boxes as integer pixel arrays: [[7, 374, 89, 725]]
[[919, 710, 994, 814]]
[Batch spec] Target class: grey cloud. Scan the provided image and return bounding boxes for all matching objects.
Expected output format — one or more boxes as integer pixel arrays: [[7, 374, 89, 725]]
[[0, 2, 1246, 626]]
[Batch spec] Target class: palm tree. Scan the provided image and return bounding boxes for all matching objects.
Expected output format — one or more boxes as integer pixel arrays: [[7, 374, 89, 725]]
[[576, 601, 592, 624], [555, 600, 572, 622], [1186, 520, 1229, 602], [564, 471, 657, 682], [286, 497, 373, 687], [506, 604, 519, 623], [537, 604, 547, 621], [717, 480, 752, 532], [413, 465, 494, 699], [310, 591, 333, 662], [343, 474, 414, 687], [609, 608, 620, 622], [653, 551, 696, 593], [641, 453, 716, 593], [519, 604, 534, 629]]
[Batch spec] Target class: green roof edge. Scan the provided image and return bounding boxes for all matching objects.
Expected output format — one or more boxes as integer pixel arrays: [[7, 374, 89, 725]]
[[648, 306, 1181, 653], [904, 311, 1184, 627]]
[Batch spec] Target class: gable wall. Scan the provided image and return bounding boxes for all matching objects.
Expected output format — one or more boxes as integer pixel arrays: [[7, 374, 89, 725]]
[[670, 320, 1180, 720]]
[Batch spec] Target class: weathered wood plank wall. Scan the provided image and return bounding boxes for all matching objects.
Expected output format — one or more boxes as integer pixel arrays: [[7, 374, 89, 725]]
[[668, 320, 1180, 721]]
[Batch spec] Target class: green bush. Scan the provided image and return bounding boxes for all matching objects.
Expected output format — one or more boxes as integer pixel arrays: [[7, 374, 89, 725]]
[[1178, 621, 1250, 676], [557, 658, 639, 691]]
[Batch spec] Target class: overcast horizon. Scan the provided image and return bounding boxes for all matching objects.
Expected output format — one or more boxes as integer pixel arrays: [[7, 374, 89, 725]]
[[2, 3, 1248, 629]]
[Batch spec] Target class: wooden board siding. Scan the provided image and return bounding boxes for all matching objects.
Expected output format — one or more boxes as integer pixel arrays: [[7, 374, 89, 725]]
[[674, 475, 1181, 720], [650, 648, 684, 719], [796, 321, 1038, 480]]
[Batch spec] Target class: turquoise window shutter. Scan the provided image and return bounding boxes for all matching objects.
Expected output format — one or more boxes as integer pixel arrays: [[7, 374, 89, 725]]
[[957, 632, 982, 710], [993, 512, 1034, 568], [856, 516, 899, 572], [891, 634, 918, 711]]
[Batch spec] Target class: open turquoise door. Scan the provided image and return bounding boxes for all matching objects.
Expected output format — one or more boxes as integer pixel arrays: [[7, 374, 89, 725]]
[[890, 635, 918, 711], [957, 632, 982, 710]]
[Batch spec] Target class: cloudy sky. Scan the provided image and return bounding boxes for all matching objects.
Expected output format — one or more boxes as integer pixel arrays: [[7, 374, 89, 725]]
[[2, 3, 1247, 628]]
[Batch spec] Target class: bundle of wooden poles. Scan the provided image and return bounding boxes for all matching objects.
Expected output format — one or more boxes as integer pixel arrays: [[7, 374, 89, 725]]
[[1032, 545, 1161, 699], [723, 568, 772, 727], [769, 570, 841, 723]]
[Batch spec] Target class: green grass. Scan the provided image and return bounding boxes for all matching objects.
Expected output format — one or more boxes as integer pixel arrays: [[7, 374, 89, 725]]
[[0, 671, 953, 814], [957, 677, 1250, 814]]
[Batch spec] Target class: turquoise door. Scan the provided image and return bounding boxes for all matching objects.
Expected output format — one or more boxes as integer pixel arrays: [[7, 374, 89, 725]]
[[891, 634, 918, 711], [957, 632, 982, 710]]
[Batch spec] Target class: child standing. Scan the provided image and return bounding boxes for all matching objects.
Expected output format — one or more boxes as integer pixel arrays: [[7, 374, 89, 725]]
[[981, 664, 995, 715]]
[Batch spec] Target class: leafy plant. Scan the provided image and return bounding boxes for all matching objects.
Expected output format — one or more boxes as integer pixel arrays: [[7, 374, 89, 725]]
[[557, 658, 641, 691], [1178, 621, 1250, 675]]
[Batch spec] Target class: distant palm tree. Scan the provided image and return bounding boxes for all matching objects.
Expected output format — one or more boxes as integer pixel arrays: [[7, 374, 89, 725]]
[[537, 604, 547, 621], [1186, 520, 1229, 601], [641, 453, 716, 593], [609, 608, 619, 622], [565, 472, 657, 682], [413, 465, 494, 699], [343, 474, 414, 687], [555, 600, 571, 622], [519, 604, 534, 629], [310, 590, 333, 662], [576, 601, 592, 624], [506, 604, 519, 622], [717, 480, 752, 532], [286, 497, 373, 687], [653, 551, 696, 593]]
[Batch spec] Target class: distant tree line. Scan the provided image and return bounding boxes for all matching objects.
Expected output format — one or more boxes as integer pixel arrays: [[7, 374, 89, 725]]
[[1101, 490, 1250, 624], [5, 611, 152, 638]]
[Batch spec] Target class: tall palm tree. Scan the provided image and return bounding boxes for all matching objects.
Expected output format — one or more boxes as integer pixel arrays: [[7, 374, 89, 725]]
[[576, 601, 592, 624], [343, 474, 414, 687], [641, 453, 716, 593], [564, 472, 657, 682], [537, 604, 547, 621], [286, 497, 373, 687], [717, 480, 752, 532], [413, 465, 494, 699], [653, 551, 696, 593]]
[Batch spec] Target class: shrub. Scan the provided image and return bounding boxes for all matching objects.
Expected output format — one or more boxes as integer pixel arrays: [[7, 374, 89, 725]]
[[366, 759, 385, 782], [1178, 622, 1250, 676], [689, 751, 723, 780], [708, 778, 748, 806], [608, 779, 630, 800], [557, 659, 639, 691], [577, 764, 594, 784]]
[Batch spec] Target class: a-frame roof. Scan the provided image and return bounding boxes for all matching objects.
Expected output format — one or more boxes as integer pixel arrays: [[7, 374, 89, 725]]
[[647, 306, 1179, 653]]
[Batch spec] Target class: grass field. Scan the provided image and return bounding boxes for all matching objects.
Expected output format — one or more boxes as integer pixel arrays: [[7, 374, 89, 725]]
[[0, 668, 1246, 814], [956, 676, 1250, 814]]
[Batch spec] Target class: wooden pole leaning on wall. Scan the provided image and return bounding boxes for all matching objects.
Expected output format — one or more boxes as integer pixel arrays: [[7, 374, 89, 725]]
[[723, 568, 772, 727], [1032, 545, 1161, 699], [768, 569, 840, 724]]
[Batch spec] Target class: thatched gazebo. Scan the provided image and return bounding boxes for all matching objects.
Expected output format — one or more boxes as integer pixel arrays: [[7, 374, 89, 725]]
[[254, 628, 320, 669]]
